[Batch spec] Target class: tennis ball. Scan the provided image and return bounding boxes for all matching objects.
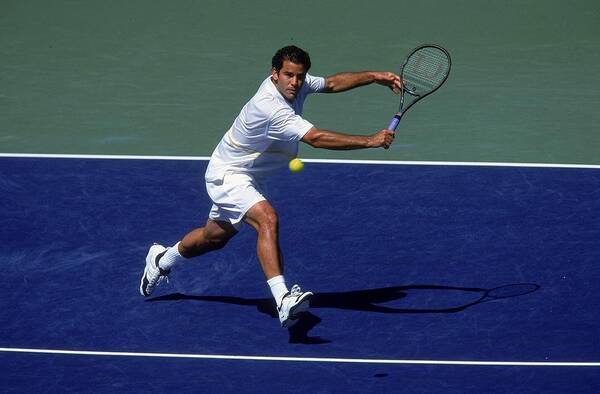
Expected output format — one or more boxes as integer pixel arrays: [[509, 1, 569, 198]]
[[289, 158, 304, 173]]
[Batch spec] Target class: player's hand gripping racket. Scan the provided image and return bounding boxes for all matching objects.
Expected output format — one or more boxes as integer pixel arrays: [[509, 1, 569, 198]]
[[387, 44, 451, 131]]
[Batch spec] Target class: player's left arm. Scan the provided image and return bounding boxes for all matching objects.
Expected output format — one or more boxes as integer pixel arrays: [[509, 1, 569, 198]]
[[323, 71, 402, 93]]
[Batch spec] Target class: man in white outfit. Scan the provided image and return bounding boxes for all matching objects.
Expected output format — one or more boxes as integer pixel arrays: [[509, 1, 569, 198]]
[[141, 45, 400, 328]]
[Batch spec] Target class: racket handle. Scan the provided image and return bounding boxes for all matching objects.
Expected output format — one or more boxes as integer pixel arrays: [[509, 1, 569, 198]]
[[387, 115, 401, 131]]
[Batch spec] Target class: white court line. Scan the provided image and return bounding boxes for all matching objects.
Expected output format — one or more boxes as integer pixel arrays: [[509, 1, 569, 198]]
[[0, 153, 211, 161], [0, 347, 598, 367], [0, 152, 599, 169]]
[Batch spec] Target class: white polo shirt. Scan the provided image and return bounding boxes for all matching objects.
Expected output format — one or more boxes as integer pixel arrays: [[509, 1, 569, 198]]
[[206, 74, 325, 182]]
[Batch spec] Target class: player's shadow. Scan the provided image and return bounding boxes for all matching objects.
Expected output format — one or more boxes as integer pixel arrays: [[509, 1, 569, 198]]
[[148, 283, 539, 344]]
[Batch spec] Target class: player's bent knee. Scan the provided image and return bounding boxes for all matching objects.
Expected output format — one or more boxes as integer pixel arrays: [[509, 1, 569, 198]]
[[264, 210, 279, 227], [257, 210, 278, 235], [244, 201, 281, 237]]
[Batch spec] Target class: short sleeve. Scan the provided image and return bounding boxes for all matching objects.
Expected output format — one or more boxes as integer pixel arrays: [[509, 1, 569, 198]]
[[305, 74, 326, 94], [267, 106, 314, 141]]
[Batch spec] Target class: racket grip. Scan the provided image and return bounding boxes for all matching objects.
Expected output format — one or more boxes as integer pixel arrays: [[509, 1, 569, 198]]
[[387, 115, 401, 131]]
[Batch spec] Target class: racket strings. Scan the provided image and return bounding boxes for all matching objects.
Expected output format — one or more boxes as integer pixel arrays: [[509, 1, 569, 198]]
[[403, 47, 450, 94]]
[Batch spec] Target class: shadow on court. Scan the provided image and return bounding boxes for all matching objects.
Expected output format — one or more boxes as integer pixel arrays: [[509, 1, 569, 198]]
[[147, 284, 539, 344]]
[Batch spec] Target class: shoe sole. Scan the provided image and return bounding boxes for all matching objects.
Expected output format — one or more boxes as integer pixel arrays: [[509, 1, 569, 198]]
[[139, 244, 164, 297], [282, 291, 313, 328]]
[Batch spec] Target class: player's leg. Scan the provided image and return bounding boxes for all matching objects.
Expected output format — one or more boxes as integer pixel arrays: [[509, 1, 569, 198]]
[[243, 200, 282, 279], [244, 200, 312, 328], [140, 173, 246, 297], [140, 221, 237, 297]]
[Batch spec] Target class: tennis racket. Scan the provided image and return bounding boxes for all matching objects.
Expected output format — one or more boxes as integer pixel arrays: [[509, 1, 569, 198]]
[[387, 44, 451, 131]]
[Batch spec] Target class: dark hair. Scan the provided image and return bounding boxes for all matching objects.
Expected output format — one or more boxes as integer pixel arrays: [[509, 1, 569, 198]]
[[271, 45, 311, 72]]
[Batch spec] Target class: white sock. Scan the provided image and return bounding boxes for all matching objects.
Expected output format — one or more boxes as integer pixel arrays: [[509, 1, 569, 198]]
[[267, 275, 288, 305], [158, 242, 186, 271]]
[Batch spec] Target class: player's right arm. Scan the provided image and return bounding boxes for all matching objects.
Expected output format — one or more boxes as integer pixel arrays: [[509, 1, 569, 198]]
[[301, 127, 395, 150], [323, 71, 402, 94]]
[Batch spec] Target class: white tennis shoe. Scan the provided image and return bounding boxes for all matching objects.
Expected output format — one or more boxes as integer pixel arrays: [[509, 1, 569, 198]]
[[278, 284, 313, 328], [140, 244, 170, 297]]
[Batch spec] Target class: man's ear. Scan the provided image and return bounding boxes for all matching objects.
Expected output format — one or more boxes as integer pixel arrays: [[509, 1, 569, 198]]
[[271, 67, 279, 81]]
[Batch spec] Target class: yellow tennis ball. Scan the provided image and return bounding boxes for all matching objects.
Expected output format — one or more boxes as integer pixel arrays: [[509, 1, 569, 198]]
[[289, 158, 304, 173]]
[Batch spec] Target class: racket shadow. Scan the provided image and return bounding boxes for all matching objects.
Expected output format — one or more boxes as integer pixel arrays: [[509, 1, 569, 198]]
[[310, 283, 540, 314]]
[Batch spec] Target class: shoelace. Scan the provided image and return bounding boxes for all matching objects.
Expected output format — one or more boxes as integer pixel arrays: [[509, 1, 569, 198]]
[[156, 274, 170, 287], [289, 284, 302, 297], [147, 267, 169, 290], [149, 247, 170, 289], [278, 284, 303, 312]]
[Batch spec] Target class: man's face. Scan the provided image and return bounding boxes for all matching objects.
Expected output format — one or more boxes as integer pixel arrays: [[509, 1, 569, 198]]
[[271, 60, 307, 101]]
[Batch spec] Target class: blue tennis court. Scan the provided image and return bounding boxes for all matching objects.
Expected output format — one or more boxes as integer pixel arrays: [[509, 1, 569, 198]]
[[2, 155, 599, 393]]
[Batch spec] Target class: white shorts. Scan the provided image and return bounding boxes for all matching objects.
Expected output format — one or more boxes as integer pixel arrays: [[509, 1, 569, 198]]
[[206, 172, 266, 230]]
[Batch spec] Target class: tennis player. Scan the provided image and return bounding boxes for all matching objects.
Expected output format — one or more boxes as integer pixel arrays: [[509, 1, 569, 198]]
[[140, 45, 400, 328]]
